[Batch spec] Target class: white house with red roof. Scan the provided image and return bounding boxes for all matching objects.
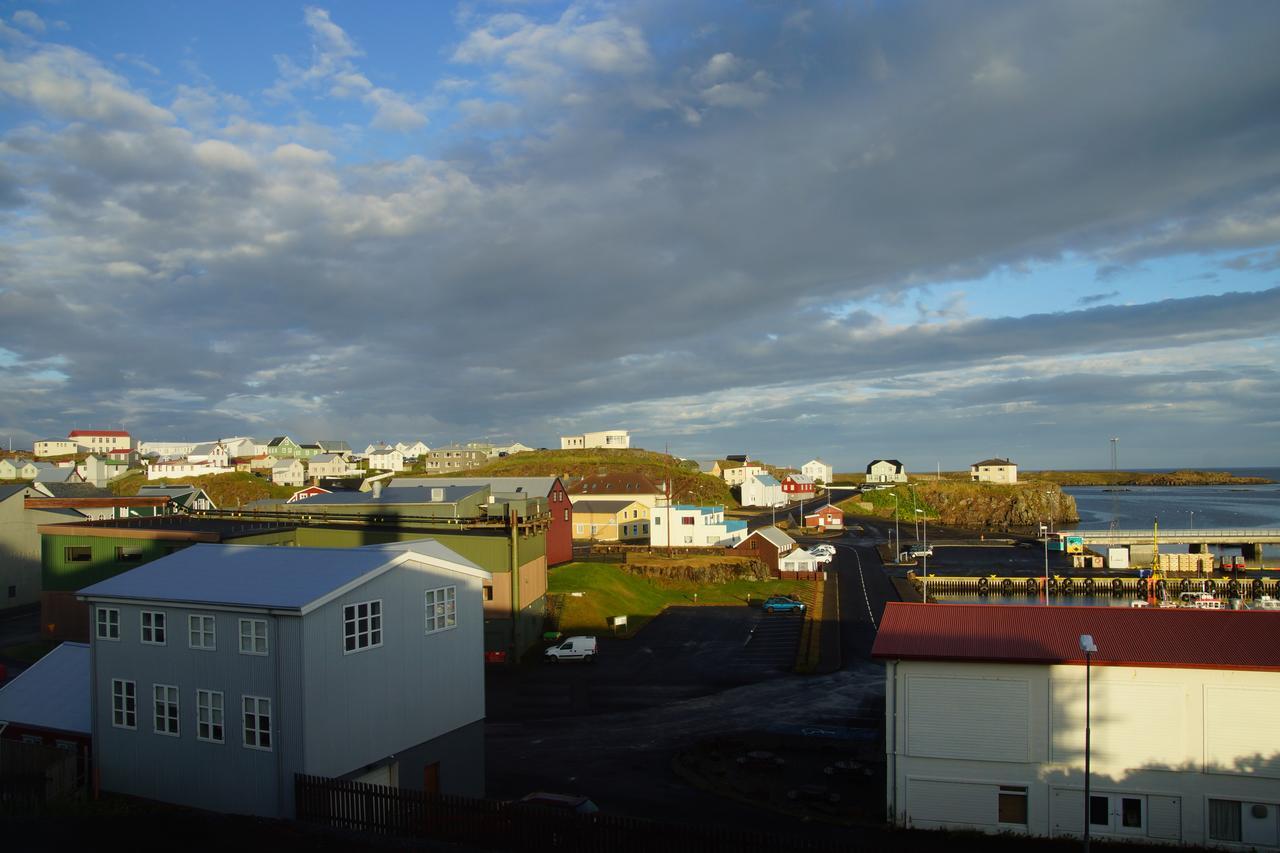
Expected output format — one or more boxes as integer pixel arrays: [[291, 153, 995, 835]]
[[68, 429, 131, 452], [873, 603, 1280, 848]]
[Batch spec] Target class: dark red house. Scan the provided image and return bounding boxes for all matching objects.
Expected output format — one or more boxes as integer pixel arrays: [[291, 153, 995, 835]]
[[781, 474, 817, 499], [730, 526, 798, 574]]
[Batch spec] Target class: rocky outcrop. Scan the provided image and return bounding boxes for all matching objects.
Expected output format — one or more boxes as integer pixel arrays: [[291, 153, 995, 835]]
[[909, 482, 1079, 529]]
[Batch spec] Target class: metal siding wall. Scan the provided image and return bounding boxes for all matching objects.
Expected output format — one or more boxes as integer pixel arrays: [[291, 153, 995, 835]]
[[1050, 680, 1186, 772], [1204, 686, 1280, 778], [301, 563, 485, 781], [906, 675, 1030, 762], [92, 602, 293, 816], [906, 778, 997, 827]]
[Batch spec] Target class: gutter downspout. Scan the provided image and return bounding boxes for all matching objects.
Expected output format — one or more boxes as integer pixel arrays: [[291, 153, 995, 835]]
[[509, 507, 519, 657], [274, 614, 284, 818], [887, 660, 898, 825]]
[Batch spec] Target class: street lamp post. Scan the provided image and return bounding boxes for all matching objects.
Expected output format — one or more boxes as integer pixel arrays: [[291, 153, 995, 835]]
[[915, 508, 927, 577], [892, 492, 900, 560], [1080, 634, 1098, 853], [1041, 522, 1049, 604]]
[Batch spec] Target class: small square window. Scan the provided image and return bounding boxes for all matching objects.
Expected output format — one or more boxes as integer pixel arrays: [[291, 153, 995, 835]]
[[343, 600, 382, 653], [197, 689, 224, 744], [140, 610, 167, 645], [998, 786, 1028, 825], [153, 683, 179, 736], [96, 607, 120, 641], [425, 586, 457, 634], [239, 619, 268, 655], [188, 614, 216, 650], [111, 679, 136, 729]]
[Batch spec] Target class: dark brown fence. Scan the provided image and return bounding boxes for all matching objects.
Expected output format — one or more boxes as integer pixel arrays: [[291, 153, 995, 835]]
[[295, 775, 848, 852], [0, 741, 81, 815]]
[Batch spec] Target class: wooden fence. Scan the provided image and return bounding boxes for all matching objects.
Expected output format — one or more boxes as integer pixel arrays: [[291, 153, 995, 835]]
[[295, 774, 849, 852], [0, 741, 81, 815]]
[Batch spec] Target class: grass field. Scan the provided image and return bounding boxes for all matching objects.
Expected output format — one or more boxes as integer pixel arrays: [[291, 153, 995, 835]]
[[547, 561, 810, 637]]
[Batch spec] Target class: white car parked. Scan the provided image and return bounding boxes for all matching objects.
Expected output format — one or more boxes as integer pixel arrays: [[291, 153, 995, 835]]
[[544, 635, 598, 663]]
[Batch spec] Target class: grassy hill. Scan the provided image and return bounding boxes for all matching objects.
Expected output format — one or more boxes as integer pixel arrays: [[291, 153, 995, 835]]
[[414, 448, 739, 507], [109, 471, 297, 507]]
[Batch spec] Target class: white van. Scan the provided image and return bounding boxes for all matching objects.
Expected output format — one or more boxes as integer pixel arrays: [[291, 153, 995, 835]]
[[544, 635, 598, 663]]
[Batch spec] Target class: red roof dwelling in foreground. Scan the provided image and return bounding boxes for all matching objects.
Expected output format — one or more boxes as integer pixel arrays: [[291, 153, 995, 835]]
[[872, 602, 1280, 671]]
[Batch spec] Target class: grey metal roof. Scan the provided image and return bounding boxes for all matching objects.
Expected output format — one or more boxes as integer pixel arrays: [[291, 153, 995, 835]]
[[0, 484, 32, 502], [573, 500, 640, 514], [30, 483, 113, 498], [34, 464, 79, 483], [390, 476, 559, 496], [310, 453, 341, 463], [0, 642, 91, 735], [79, 543, 404, 610], [972, 457, 1015, 467], [748, 525, 796, 550], [359, 538, 487, 575], [316, 441, 351, 453], [752, 474, 781, 487], [279, 484, 487, 506]]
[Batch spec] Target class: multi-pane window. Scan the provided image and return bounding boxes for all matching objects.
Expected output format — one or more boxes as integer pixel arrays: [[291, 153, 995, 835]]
[[425, 586, 457, 634], [196, 690, 224, 743], [239, 618, 268, 655], [153, 684, 179, 736], [140, 610, 166, 645], [243, 696, 271, 750], [96, 607, 120, 641], [188, 614, 216, 650], [343, 600, 382, 653], [112, 679, 136, 729]]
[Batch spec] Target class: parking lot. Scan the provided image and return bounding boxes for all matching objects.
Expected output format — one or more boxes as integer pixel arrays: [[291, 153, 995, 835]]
[[487, 602, 807, 721]]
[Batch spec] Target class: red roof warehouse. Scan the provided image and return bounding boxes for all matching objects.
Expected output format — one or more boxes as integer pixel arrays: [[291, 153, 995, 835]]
[[872, 602, 1280, 671]]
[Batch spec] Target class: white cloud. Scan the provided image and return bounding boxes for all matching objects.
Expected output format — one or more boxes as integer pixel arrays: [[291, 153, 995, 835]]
[[268, 7, 426, 130], [0, 43, 175, 127], [12, 10, 44, 34]]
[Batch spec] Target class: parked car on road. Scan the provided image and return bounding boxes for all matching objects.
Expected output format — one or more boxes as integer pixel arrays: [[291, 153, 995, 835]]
[[811, 544, 836, 556], [515, 792, 600, 814], [763, 595, 806, 614], [544, 635, 598, 662]]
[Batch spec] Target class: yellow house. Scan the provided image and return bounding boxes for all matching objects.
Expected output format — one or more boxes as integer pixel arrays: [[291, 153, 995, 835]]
[[571, 499, 650, 542]]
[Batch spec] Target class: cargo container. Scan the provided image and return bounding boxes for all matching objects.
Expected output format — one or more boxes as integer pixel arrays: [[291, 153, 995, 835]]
[[1106, 547, 1130, 569]]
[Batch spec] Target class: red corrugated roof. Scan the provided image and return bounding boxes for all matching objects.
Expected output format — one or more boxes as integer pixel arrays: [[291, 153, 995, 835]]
[[67, 429, 130, 437], [872, 602, 1280, 672]]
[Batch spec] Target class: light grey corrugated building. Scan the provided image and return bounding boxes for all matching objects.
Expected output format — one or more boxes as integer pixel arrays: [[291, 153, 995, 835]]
[[79, 539, 490, 817]]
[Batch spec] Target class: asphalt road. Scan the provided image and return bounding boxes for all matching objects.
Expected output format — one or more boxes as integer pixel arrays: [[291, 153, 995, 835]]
[[485, 521, 903, 829]]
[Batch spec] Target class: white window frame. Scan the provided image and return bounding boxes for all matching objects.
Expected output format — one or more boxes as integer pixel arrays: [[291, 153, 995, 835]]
[[196, 689, 224, 743], [343, 599, 382, 654], [96, 607, 120, 641], [242, 695, 272, 751], [188, 614, 216, 650], [111, 678, 136, 729], [425, 586, 457, 634], [1089, 792, 1146, 835], [140, 610, 166, 645], [153, 683, 179, 737], [239, 618, 268, 656]]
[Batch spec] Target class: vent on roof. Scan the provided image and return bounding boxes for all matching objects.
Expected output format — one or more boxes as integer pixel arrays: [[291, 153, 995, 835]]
[[431, 487, 444, 502]]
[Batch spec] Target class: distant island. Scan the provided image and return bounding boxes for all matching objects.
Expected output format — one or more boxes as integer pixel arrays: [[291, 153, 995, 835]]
[[1028, 470, 1274, 487]]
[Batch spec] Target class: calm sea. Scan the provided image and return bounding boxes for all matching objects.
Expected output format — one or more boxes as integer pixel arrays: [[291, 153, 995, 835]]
[[1063, 467, 1280, 534]]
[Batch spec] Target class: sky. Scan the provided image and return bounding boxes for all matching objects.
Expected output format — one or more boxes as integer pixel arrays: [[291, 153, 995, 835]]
[[1, 1, 1279, 472]]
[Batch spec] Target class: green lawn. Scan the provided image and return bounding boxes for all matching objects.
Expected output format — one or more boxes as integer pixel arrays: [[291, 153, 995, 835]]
[[547, 561, 811, 637]]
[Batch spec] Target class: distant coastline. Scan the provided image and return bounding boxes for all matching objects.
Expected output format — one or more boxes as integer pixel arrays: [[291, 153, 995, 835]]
[[1029, 469, 1275, 487]]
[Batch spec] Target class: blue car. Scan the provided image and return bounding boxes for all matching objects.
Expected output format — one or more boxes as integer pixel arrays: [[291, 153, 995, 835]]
[[763, 595, 806, 614]]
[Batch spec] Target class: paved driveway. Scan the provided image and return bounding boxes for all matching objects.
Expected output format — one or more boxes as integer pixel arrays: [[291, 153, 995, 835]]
[[487, 603, 805, 721]]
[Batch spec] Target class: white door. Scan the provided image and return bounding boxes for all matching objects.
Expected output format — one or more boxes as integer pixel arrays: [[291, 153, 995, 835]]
[[1090, 793, 1146, 836]]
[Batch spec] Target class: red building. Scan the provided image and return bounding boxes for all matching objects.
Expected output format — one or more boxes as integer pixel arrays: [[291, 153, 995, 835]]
[[804, 504, 844, 529], [781, 473, 817, 499], [730, 526, 798, 575]]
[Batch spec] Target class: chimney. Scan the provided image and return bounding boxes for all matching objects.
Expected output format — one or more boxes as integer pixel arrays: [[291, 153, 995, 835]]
[[372, 480, 383, 499]]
